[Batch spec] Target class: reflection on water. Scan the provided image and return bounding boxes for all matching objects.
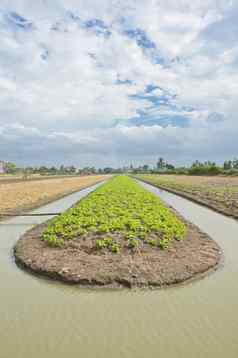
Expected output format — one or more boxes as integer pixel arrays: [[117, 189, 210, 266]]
[[1, 180, 238, 358]]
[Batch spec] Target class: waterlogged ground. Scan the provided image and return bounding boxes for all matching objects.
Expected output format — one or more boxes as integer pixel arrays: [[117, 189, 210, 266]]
[[0, 175, 109, 216], [137, 175, 238, 219]]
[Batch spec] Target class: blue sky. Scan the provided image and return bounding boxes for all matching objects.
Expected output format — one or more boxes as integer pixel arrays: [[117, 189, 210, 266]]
[[0, 0, 237, 167]]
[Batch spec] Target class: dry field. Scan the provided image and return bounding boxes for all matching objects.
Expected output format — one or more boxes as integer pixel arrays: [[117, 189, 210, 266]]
[[0, 175, 109, 215], [0, 174, 80, 184], [137, 174, 238, 219]]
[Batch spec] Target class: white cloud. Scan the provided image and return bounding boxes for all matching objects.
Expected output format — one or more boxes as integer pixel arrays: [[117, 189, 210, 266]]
[[0, 0, 237, 166]]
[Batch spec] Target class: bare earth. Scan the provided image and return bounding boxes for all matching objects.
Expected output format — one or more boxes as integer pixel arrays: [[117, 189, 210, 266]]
[[138, 175, 238, 220], [14, 215, 221, 289], [0, 174, 83, 184], [0, 175, 109, 216]]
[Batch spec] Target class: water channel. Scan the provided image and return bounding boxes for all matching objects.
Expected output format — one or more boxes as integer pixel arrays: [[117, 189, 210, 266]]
[[1, 180, 238, 358]]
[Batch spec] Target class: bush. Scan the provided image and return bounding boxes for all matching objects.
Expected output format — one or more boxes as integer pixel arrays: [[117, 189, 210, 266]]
[[188, 165, 221, 176]]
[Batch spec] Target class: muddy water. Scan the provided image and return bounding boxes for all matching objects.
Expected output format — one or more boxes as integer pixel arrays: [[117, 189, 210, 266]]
[[1, 181, 238, 358]]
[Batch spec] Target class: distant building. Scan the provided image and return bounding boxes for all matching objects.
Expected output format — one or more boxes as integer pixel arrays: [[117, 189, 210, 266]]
[[0, 161, 5, 174]]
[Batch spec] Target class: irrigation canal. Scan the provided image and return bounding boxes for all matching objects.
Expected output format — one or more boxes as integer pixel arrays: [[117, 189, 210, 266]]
[[1, 180, 238, 358]]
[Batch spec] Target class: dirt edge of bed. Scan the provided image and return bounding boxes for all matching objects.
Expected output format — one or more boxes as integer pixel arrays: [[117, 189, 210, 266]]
[[14, 212, 222, 289]]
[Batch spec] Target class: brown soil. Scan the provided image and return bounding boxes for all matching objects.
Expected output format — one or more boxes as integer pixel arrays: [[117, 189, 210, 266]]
[[138, 175, 238, 220], [156, 185, 238, 219], [0, 175, 109, 219], [0, 174, 80, 185], [14, 218, 221, 289]]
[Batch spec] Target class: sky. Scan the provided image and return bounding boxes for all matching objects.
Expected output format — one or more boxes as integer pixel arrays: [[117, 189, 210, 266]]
[[0, 0, 238, 168]]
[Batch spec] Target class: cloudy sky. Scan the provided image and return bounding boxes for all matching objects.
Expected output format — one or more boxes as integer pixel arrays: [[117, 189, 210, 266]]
[[0, 0, 238, 167]]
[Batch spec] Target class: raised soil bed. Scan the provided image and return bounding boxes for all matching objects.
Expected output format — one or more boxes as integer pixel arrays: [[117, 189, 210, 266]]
[[14, 218, 221, 289]]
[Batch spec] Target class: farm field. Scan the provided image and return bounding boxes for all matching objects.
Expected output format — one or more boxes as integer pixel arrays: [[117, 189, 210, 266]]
[[0, 175, 109, 216], [136, 174, 238, 219], [0, 174, 82, 185], [15, 175, 220, 288], [42, 175, 187, 249]]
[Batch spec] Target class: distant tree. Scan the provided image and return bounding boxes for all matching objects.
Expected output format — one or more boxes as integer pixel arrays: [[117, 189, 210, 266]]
[[5, 162, 17, 174], [192, 160, 202, 168], [157, 157, 165, 170], [38, 166, 49, 175], [90, 167, 96, 174], [165, 163, 175, 170], [189, 161, 220, 175], [233, 158, 238, 169], [224, 161, 233, 170], [59, 165, 65, 174], [103, 167, 114, 174], [67, 166, 76, 174]]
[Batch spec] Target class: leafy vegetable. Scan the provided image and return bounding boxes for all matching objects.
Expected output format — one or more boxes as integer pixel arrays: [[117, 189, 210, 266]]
[[41, 176, 187, 252]]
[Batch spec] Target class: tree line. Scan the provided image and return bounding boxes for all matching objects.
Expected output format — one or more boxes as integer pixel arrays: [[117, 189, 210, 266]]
[[131, 158, 238, 176], [1, 163, 122, 176], [1, 158, 238, 177]]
